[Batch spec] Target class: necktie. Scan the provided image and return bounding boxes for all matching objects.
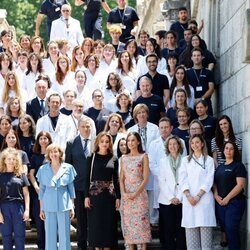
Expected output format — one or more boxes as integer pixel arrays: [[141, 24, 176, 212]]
[[83, 139, 89, 158], [40, 100, 45, 115]]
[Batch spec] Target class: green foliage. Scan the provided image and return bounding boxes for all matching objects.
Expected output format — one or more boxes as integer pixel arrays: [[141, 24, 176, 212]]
[[1, 0, 136, 43]]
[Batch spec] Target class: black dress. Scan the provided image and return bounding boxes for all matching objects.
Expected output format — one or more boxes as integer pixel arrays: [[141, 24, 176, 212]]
[[85, 153, 120, 248]]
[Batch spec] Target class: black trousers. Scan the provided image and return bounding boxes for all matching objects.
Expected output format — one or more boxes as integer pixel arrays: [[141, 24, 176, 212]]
[[159, 203, 186, 250], [84, 13, 102, 40], [75, 190, 88, 249]]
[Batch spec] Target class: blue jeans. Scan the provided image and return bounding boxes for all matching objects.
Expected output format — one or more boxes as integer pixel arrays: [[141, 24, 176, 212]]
[[0, 201, 26, 250], [216, 199, 246, 250]]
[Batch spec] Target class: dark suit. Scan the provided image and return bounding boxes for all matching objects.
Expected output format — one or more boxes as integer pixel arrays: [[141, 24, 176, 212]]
[[26, 97, 48, 123], [65, 135, 92, 250]]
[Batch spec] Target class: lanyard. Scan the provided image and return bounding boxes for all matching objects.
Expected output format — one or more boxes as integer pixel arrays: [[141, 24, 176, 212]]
[[118, 6, 127, 24], [192, 68, 203, 85], [192, 156, 206, 169]]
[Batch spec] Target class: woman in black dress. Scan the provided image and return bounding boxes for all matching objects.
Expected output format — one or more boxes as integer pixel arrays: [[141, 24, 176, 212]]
[[17, 114, 36, 161], [29, 131, 52, 250], [85, 131, 120, 250]]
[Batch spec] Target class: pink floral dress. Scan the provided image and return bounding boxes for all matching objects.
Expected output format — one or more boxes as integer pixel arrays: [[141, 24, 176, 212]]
[[120, 154, 151, 244]]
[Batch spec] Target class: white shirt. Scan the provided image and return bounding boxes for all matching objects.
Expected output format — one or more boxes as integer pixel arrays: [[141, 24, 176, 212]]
[[50, 72, 75, 97], [22, 72, 41, 100], [103, 88, 119, 113], [50, 16, 84, 50]]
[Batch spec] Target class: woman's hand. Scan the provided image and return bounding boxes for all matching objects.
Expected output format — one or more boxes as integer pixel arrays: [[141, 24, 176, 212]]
[[170, 198, 180, 205], [220, 196, 230, 206], [115, 199, 120, 209], [23, 210, 29, 221], [214, 194, 223, 204], [39, 210, 46, 221], [84, 197, 91, 209], [187, 196, 198, 206], [128, 191, 138, 200], [0, 212, 4, 224], [70, 209, 75, 219]]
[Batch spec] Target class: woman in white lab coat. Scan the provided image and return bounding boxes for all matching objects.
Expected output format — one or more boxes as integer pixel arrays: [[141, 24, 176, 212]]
[[179, 134, 216, 250], [158, 135, 186, 250]]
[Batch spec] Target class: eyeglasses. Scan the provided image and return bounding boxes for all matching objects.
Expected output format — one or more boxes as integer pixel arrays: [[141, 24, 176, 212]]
[[88, 59, 95, 62], [62, 9, 70, 12], [109, 78, 117, 81]]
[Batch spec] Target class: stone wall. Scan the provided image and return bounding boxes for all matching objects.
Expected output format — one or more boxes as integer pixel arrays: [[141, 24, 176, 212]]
[[136, 0, 250, 248], [191, 0, 250, 248]]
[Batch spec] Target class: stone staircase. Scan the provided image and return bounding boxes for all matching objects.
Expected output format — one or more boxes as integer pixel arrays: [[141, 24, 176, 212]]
[[0, 225, 226, 250]]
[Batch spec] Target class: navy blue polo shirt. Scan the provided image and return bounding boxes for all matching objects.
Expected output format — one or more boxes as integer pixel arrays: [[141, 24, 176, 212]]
[[137, 72, 169, 99], [107, 6, 139, 43], [186, 67, 214, 99]]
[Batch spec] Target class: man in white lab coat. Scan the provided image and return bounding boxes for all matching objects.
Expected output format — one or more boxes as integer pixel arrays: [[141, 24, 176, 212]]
[[36, 92, 72, 149], [50, 4, 84, 50]]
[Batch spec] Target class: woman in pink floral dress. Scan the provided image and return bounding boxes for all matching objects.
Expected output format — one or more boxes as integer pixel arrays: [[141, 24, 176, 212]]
[[120, 132, 151, 250]]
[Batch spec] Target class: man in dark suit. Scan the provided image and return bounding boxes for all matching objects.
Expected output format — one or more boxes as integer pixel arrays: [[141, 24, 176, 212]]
[[26, 75, 50, 123], [65, 117, 94, 250]]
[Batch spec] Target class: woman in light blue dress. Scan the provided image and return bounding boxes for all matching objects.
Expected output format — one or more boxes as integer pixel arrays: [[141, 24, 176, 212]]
[[37, 143, 76, 250]]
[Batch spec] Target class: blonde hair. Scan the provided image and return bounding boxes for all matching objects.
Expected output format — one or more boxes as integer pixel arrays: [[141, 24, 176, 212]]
[[132, 104, 149, 123], [108, 24, 122, 34], [0, 148, 23, 176], [2, 71, 22, 104], [104, 113, 126, 133], [45, 144, 64, 163]]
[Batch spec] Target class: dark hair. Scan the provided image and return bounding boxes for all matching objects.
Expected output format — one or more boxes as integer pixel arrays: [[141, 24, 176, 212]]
[[222, 141, 241, 162], [106, 72, 123, 92], [0, 52, 13, 71], [1, 129, 21, 150], [170, 65, 191, 99], [165, 30, 177, 40], [155, 30, 167, 39], [215, 115, 236, 151], [146, 38, 162, 59], [33, 131, 53, 154], [145, 53, 158, 63], [26, 52, 43, 75], [117, 137, 127, 158], [0, 30, 13, 40], [126, 132, 144, 154], [84, 53, 99, 68], [124, 39, 139, 62], [117, 50, 133, 71], [166, 52, 178, 72], [178, 7, 188, 12], [174, 89, 188, 110], [17, 114, 36, 137]]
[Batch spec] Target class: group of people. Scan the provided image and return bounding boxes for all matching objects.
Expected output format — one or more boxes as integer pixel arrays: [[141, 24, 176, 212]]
[[0, 1, 247, 250]]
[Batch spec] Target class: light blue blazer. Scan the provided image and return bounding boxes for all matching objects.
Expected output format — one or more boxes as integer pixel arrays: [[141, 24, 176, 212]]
[[36, 162, 76, 212]]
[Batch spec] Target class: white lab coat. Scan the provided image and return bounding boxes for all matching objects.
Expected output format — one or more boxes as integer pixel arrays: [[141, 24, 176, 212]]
[[179, 155, 216, 228], [158, 155, 183, 205], [148, 136, 187, 208], [36, 113, 73, 149], [50, 17, 84, 50]]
